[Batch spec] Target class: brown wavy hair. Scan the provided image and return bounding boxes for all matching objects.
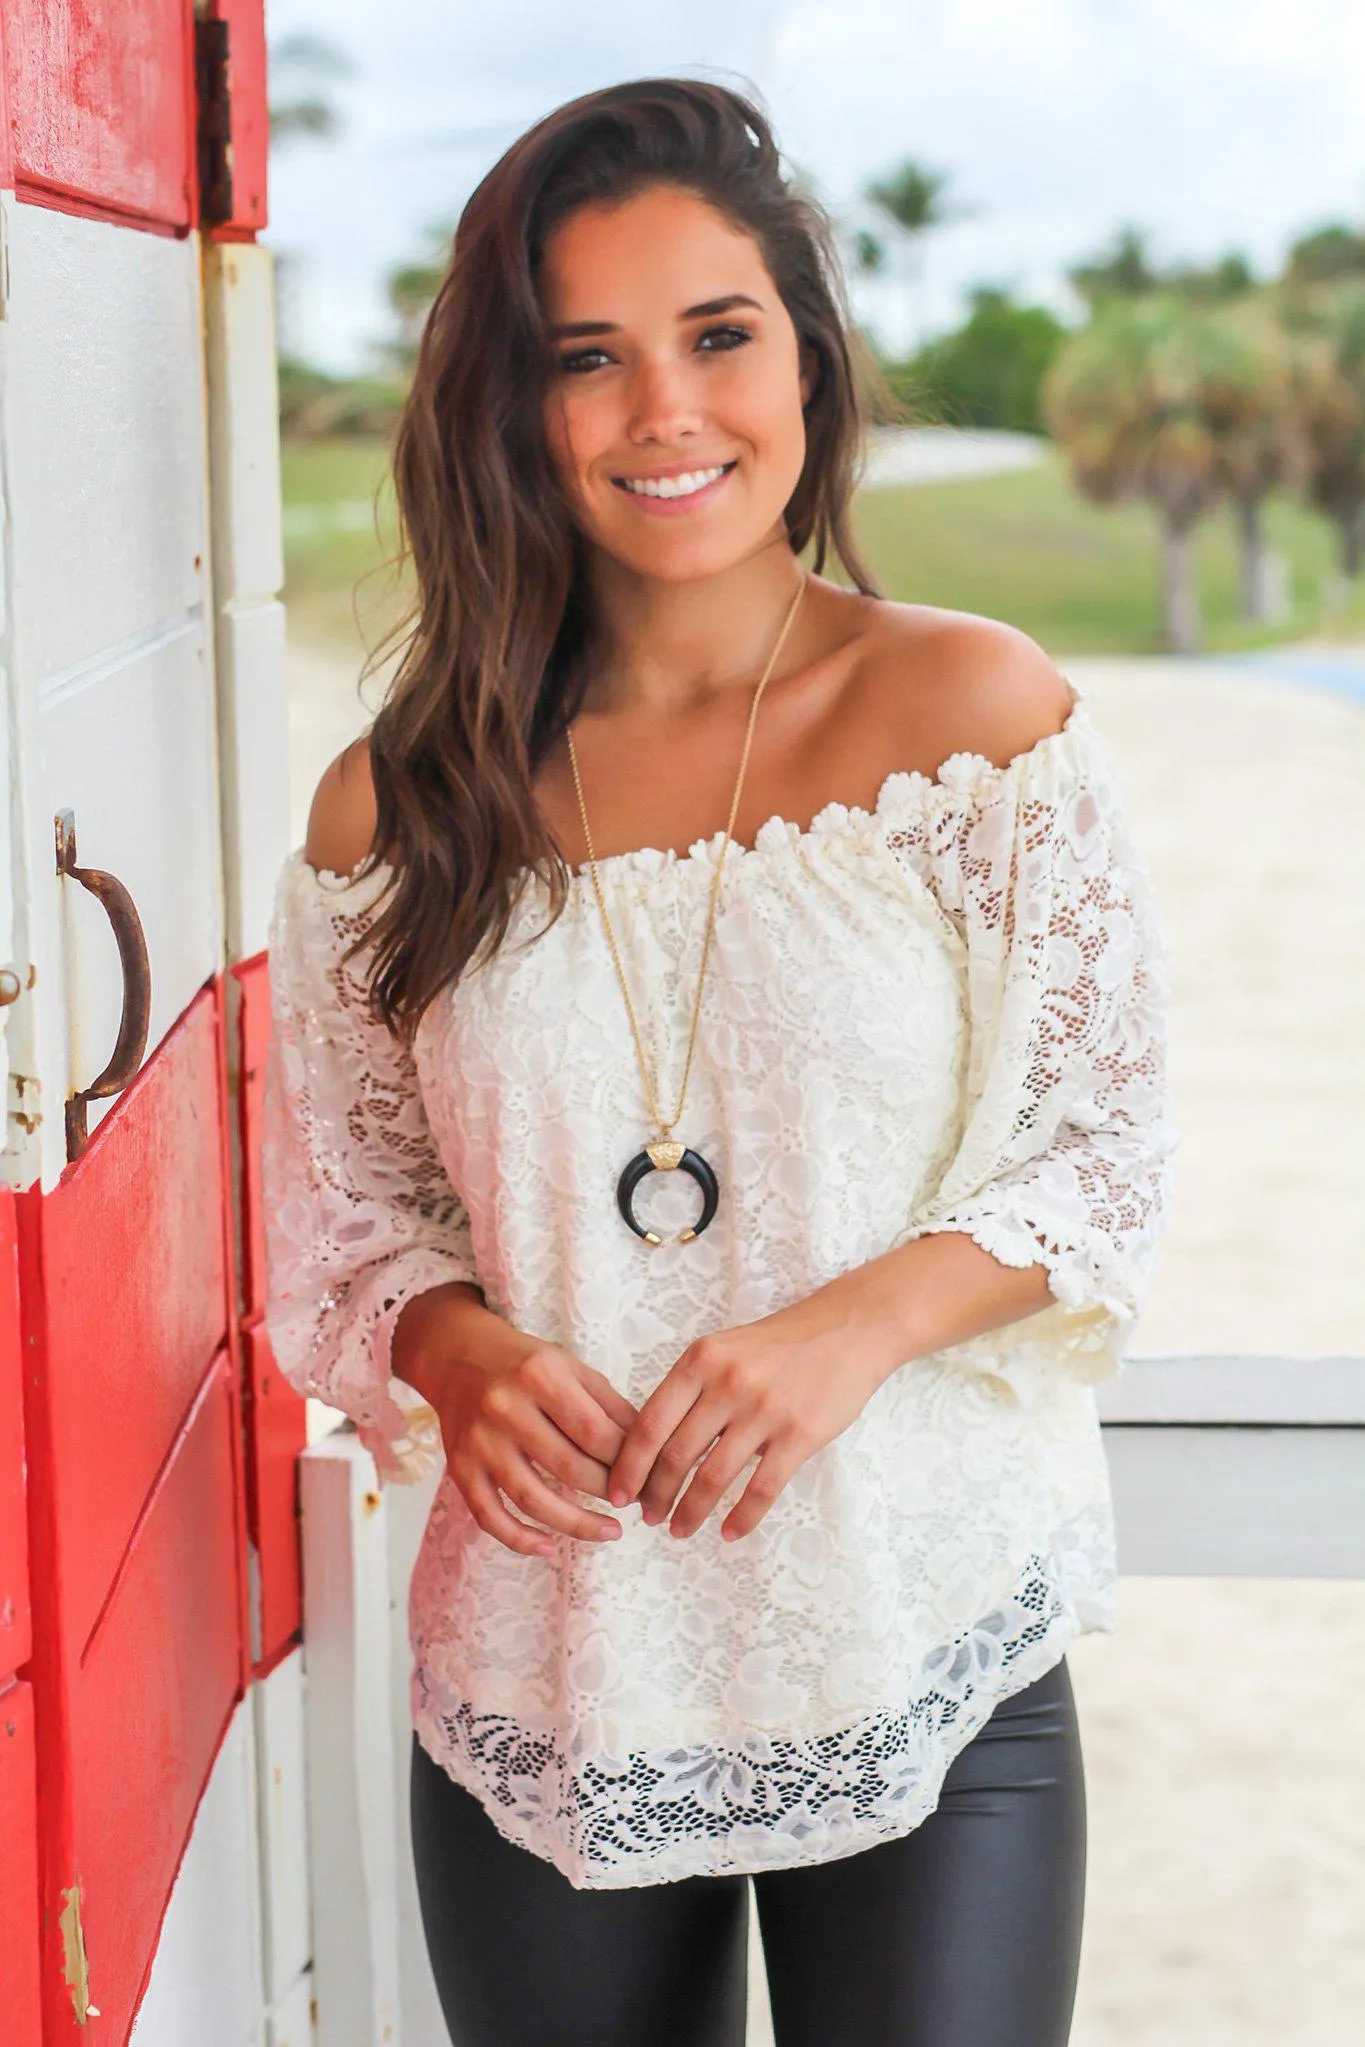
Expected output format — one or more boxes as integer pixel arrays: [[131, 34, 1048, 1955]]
[[353, 75, 889, 1045]]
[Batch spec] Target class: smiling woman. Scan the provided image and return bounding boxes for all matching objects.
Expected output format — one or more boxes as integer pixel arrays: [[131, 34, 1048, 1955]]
[[261, 74, 1175, 2047]]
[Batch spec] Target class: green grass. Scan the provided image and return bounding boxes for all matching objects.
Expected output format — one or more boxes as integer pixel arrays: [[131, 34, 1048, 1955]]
[[853, 449, 1365, 655], [282, 434, 1365, 662], [281, 435, 407, 657]]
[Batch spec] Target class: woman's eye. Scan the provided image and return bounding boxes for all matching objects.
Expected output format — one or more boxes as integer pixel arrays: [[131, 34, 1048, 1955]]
[[557, 348, 611, 376], [698, 324, 754, 353], [556, 325, 755, 377]]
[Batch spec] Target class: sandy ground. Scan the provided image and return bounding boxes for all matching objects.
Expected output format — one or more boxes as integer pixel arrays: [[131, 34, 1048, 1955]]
[[285, 635, 1365, 2045]]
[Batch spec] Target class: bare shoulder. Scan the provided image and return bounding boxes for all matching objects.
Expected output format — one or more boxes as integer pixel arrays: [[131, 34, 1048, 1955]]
[[851, 601, 1074, 771], [302, 733, 381, 876]]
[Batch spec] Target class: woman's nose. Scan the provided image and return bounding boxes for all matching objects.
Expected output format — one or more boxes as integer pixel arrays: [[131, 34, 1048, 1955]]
[[626, 357, 704, 444]]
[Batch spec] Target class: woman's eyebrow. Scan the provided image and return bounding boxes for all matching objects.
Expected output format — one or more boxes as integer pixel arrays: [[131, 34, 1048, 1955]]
[[548, 293, 764, 341]]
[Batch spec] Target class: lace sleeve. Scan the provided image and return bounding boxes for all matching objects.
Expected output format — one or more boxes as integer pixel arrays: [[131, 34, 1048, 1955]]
[[889, 697, 1178, 1404], [260, 849, 483, 1484]]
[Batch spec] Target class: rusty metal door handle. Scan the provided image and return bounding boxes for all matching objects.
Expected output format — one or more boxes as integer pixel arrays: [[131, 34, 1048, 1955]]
[[55, 808, 152, 1160]]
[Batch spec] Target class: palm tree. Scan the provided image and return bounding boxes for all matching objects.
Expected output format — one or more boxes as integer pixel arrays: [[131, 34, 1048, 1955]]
[[1289, 286, 1365, 576], [863, 159, 955, 343], [1044, 296, 1228, 653], [1199, 299, 1300, 617]]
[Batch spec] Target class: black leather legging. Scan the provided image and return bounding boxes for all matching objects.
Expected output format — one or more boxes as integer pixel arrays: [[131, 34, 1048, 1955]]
[[409, 1653, 1086, 2047]]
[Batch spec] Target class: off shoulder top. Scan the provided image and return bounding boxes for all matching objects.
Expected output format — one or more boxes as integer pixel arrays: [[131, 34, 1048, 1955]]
[[260, 686, 1177, 1890]]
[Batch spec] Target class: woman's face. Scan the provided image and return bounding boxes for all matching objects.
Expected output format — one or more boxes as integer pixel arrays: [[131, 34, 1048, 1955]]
[[538, 183, 815, 585]]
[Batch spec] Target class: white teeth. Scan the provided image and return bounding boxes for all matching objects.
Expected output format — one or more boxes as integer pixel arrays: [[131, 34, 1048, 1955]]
[[620, 465, 728, 499]]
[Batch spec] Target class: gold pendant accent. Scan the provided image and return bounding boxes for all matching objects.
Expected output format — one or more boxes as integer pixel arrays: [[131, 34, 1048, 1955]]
[[646, 1139, 685, 1170]]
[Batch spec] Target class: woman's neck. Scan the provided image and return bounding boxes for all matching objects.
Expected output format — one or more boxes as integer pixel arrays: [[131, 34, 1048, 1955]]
[[578, 541, 811, 720]]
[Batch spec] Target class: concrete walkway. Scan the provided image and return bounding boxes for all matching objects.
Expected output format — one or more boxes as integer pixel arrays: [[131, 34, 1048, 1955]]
[[285, 634, 1365, 2045]]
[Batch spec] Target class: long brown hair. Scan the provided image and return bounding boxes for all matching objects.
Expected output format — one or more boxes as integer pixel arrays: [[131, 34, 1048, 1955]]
[[354, 75, 889, 1045]]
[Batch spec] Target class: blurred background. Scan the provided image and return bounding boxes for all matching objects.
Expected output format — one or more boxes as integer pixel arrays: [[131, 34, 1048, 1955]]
[[263, 5, 1365, 2041]]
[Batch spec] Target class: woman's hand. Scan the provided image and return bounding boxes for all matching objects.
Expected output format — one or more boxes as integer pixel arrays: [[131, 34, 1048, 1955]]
[[605, 1279, 905, 1543], [394, 1283, 639, 1559]]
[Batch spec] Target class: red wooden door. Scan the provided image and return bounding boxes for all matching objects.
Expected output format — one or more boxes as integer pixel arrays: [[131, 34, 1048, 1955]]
[[0, 3, 296, 2039]]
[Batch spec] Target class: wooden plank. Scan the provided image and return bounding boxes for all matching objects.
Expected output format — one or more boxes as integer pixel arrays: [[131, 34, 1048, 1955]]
[[234, 951, 272, 1316], [300, 1434, 402, 2047], [0, 1192, 32, 1680], [0, 1679, 42, 2047], [252, 1648, 312, 2005], [2, 205, 220, 1183], [2, 1, 195, 230], [1098, 1353, 1365, 1425], [68, 1347, 246, 2046], [118, 1694, 264, 2047], [204, 238, 289, 962], [41, 987, 231, 1664], [1105, 1425, 1365, 1576], [242, 1318, 306, 1670]]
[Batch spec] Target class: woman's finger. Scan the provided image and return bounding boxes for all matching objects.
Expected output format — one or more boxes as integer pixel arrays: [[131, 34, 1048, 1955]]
[[461, 1469, 557, 1560], [534, 1358, 635, 1464], [607, 1367, 704, 1506], [573, 1360, 639, 1434], [515, 1405, 616, 1499], [493, 1446, 624, 1544], [719, 1438, 807, 1542], [635, 1396, 731, 1524], [667, 1424, 767, 1541]]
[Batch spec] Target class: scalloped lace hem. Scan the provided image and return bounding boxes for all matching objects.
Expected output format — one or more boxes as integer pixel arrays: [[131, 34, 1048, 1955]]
[[410, 1551, 1111, 1890]]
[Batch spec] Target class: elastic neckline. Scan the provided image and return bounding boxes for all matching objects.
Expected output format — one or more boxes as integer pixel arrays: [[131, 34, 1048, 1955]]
[[559, 680, 1086, 884], [288, 683, 1087, 897]]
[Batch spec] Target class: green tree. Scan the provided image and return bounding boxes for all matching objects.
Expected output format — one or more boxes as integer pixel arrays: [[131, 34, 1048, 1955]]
[[1198, 298, 1300, 615], [1070, 227, 1256, 308], [1289, 285, 1365, 575], [1284, 223, 1365, 288], [862, 159, 957, 339], [382, 222, 458, 374], [897, 287, 1066, 433], [1043, 296, 1229, 652], [1068, 227, 1162, 308]]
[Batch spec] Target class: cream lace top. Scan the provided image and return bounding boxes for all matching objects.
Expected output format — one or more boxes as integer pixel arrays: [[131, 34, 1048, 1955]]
[[261, 687, 1176, 1890]]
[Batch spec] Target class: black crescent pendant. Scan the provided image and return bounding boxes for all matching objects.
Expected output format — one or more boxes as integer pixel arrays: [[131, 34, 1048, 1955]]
[[616, 1138, 720, 1245]]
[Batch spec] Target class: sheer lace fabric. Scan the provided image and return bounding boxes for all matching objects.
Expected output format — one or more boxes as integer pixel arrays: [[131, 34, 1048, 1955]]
[[261, 689, 1175, 1888]]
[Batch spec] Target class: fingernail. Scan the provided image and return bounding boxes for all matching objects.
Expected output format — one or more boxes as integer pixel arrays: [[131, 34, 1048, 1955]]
[[640, 1506, 660, 1525], [598, 1524, 621, 1539], [670, 1522, 690, 1539], [608, 1484, 629, 1507]]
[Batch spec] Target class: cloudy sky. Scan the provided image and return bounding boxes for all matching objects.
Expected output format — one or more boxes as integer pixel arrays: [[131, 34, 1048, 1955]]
[[264, 0, 1365, 372]]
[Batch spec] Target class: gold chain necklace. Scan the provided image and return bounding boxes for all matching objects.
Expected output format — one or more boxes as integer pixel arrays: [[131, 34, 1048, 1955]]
[[566, 568, 808, 1246]]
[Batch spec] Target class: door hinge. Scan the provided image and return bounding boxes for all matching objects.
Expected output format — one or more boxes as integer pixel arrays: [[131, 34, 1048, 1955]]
[[195, 17, 234, 228], [58, 1882, 101, 2023]]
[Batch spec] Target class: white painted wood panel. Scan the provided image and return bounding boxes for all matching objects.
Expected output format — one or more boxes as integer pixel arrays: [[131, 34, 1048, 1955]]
[[266, 1969, 316, 2047], [1097, 1352, 1365, 1424], [299, 1435, 403, 2047], [43, 625, 222, 1094], [3, 204, 207, 678], [0, 198, 222, 1188], [203, 242, 289, 961], [254, 1649, 313, 2008], [1105, 1427, 1365, 1576], [215, 597, 290, 962], [129, 1697, 265, 2047], [386, 1474, 456, 2047]]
